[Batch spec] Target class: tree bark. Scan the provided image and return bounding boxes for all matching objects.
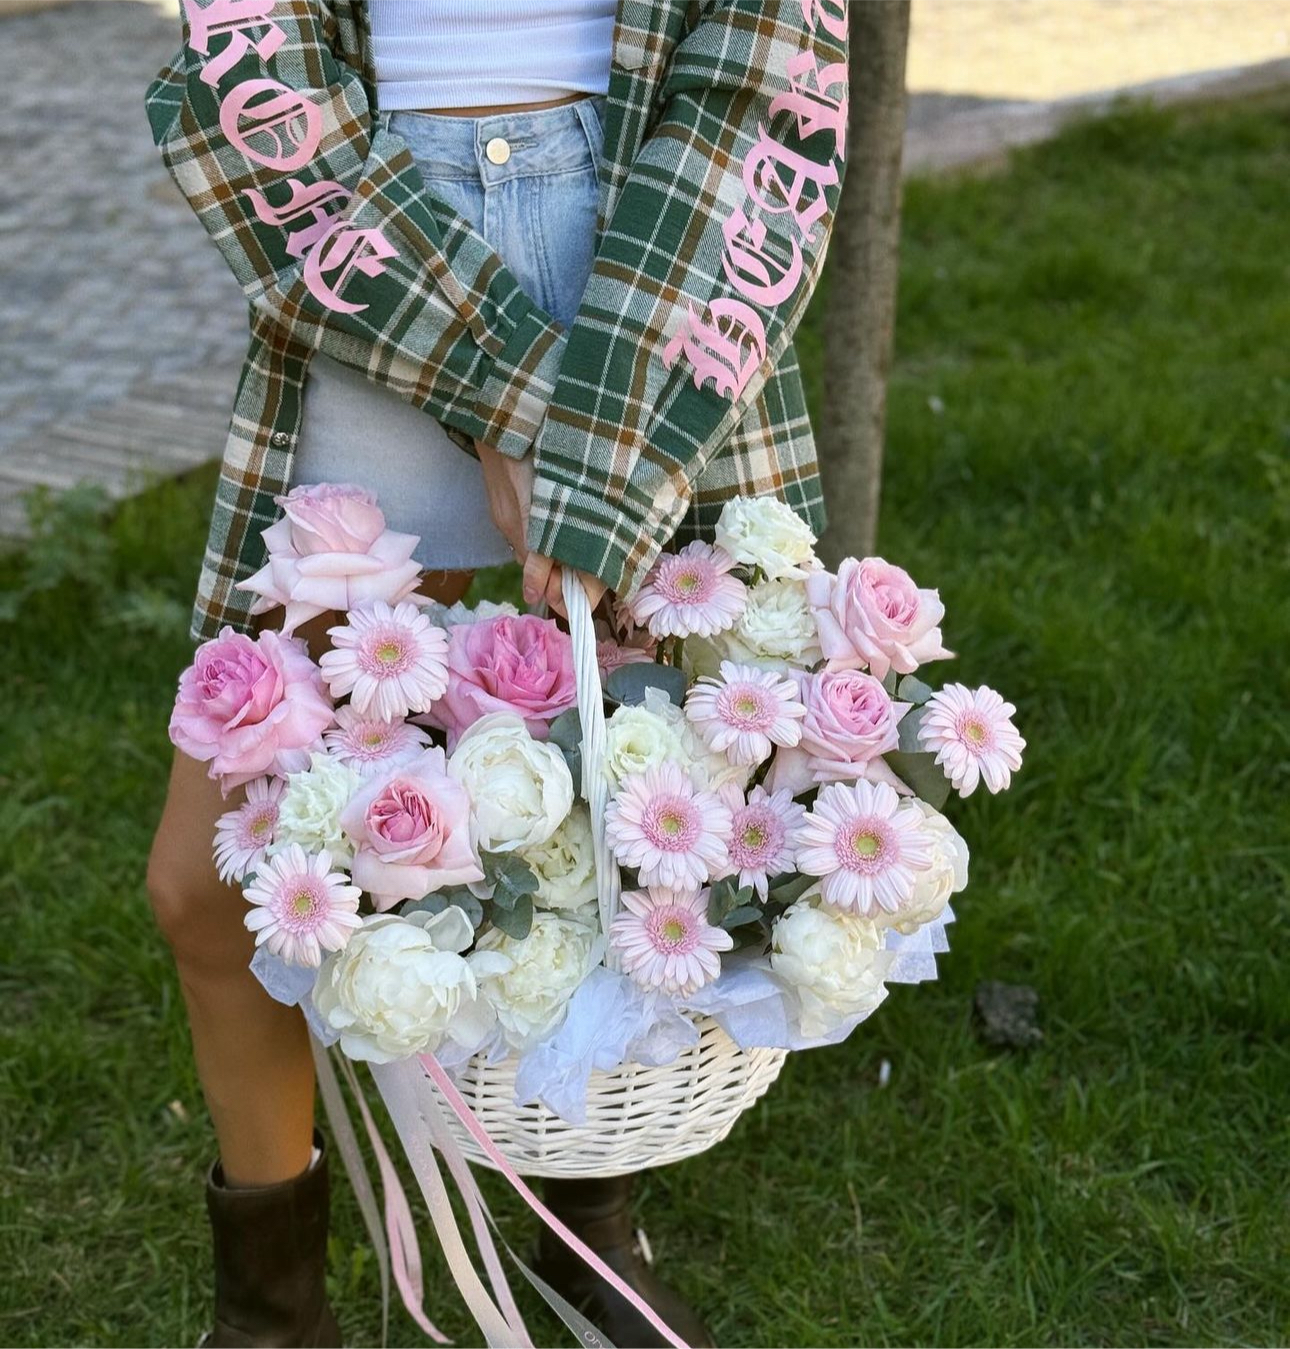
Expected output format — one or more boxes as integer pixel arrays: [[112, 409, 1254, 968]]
[[817, 0, 911, 566]]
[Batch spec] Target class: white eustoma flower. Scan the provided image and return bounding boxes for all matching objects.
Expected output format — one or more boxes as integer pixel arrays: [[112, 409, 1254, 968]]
[[770, 899, 892, 1037], [603, 691, 691, 793], [605, 689, 751, 795], [268, 751, 362, 865], [312, 908, 511, 1063], [475, 912, 605, 1051], [425, 598, 521, 629], [873, 800, 969, 935], [448, 712, 573, 853], [714, 496, 819, 581], [521, 805, 599, 911], [682, 580, 822, 679]]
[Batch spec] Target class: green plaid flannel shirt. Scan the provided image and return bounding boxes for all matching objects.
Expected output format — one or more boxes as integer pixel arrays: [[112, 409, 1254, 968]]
[[145, 0, 849, 642]]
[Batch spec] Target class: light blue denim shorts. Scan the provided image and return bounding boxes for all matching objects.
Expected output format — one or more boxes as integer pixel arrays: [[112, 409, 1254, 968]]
[[289, 94, 607, 570]]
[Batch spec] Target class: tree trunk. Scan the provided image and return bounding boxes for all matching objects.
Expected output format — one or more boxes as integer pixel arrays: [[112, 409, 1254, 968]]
[[817, 0, 911, 566]]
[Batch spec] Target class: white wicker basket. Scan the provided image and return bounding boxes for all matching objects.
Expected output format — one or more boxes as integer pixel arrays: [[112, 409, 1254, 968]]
[[423, 572, 788, 1178]]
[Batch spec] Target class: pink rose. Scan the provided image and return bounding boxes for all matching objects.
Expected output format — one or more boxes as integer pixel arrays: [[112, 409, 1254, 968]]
[[237, 483, 424, 635], [766, 670, 912, 797], [169, 628, 335, 792], [422, 614, 576, 749], [340, 748, 485, 909], [805, 557, 953, 681]]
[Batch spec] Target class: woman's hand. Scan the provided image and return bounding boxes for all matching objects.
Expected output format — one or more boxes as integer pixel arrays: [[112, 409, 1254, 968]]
[[522, 553, 607, 618], [475, 439, 535, 564], [476, 439, 608, 617]]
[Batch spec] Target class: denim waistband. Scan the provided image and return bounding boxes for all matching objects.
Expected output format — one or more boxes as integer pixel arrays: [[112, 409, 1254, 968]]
[[378, 94, 607, 184]]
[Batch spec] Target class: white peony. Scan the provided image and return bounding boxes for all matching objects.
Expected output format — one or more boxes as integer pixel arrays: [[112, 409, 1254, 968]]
[[604, 689, 750, 795], [475, 911, 605, 1050], [521, 805, 599, 911], [770, 899, 892, 1037], [312, 908, 511, 1063], [269, 752, 362, 865], [714, 496, 819, 581], [448, 712, 573, 853], [873, 800, 969, 935]]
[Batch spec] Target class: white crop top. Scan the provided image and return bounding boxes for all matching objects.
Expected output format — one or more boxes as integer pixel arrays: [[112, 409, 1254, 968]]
[[367, 1, 616, 111]]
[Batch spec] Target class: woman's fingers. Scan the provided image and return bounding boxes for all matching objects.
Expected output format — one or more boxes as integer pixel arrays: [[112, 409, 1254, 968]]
[[522, 551, 555, 608]]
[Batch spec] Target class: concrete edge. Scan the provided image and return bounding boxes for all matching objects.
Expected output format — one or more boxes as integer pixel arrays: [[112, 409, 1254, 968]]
[[905, 56, 1290, 176]]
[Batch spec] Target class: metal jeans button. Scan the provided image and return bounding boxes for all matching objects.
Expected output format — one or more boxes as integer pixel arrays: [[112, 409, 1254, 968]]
[[270, 430, 291, 448], [485, 136, 511, 165]]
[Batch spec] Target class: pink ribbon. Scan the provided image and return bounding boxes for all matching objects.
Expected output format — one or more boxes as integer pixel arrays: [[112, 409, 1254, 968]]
[[417, 1052, 691, 1349], [314, 1033, 692, 1349]]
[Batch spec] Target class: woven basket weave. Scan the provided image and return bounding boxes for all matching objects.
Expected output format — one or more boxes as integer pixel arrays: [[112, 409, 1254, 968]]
[[424, 573, 787, 1177]]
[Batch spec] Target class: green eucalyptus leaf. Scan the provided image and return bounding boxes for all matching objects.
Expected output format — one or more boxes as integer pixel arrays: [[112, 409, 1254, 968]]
[[884, 750, 952, 810], [897, 706, 929, 754], [881, 669, 900, 696], [897, 675, 936, 707], [720, 904, 765, 931], [706, 876, 741, 924], [489, 894, 533, 940], [400, 894, 449, 919], [606, 661, 688, 708], [446, 890, 484, 930], [548, 708, 583, 754], [765, 873, 817, 906]]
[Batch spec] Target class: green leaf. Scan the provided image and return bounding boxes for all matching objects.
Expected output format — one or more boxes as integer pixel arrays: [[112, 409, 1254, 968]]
[[606, 661, 688, 708], [547, 711, 584, 792], [766, 873, 817, 906], [547, 708, 583, 754], [883, 751, 952, 810], [444, 889, 484, 930], [897, 675, 936, 707], [488, 894, 533, 940], [881, 669, 900, 696], [482, 852, 539, 910], [897, 706, 929, 754], [720, 904, 765, 931], [400, 894, 448, 919]]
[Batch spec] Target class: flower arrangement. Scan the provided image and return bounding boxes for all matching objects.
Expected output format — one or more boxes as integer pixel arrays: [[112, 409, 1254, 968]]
[[169, 483, 1024, 1120]]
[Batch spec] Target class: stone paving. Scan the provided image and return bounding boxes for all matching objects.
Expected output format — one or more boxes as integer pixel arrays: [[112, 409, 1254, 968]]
[[0, 0, 246, 537], [0, 0, 1287, 540]]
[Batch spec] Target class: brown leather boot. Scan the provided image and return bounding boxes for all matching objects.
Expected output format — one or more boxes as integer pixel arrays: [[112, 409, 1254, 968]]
[[534, 1175, 715, 1348], [200, 1129, 343, 1348]]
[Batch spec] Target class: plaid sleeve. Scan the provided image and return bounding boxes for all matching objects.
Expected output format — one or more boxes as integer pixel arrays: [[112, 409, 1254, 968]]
[[144, 0, 567, 461], [528, 0, 849, 596]]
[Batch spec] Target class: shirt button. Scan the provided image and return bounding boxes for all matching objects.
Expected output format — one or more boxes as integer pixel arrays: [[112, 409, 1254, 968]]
[[485, 136, 511, 165], [270, 430, 291, 449]]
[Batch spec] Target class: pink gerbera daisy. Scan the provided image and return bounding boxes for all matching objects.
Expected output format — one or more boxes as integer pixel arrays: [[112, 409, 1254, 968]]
[[917, 683, 1026, 797], [797, 779, 935, 916], [320, 600, 450, 721], [242, 844, 363, 967], [685, 661, 807, 765], [597, 639, 656, 679], [323, 704, 432, 779], [610, 887, 734, 996], [605, 763, 732, 891], [714, 785, 805, 899], [625, 541, 747, 639], [212, 776, 285, 884]]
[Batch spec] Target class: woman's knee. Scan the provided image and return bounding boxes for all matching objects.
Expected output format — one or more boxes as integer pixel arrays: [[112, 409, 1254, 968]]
[[147, 752, 253, 972]]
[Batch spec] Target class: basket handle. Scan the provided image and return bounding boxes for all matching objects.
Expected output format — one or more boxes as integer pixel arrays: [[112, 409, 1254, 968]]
[[560, 569, 623, 941]]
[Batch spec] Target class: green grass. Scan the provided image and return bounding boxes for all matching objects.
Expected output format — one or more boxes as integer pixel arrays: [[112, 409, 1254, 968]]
[[3, 94, 1289, 1347]]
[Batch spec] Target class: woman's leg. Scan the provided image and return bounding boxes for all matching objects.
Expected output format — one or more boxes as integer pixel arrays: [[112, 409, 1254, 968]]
[[147, 571, 475, 1187]]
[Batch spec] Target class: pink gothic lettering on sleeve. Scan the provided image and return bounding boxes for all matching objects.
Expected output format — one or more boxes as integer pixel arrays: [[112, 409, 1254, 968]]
[[662, 0, 849, 400], [185, 0, 285, 89], [183, 0, 396, 314]]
